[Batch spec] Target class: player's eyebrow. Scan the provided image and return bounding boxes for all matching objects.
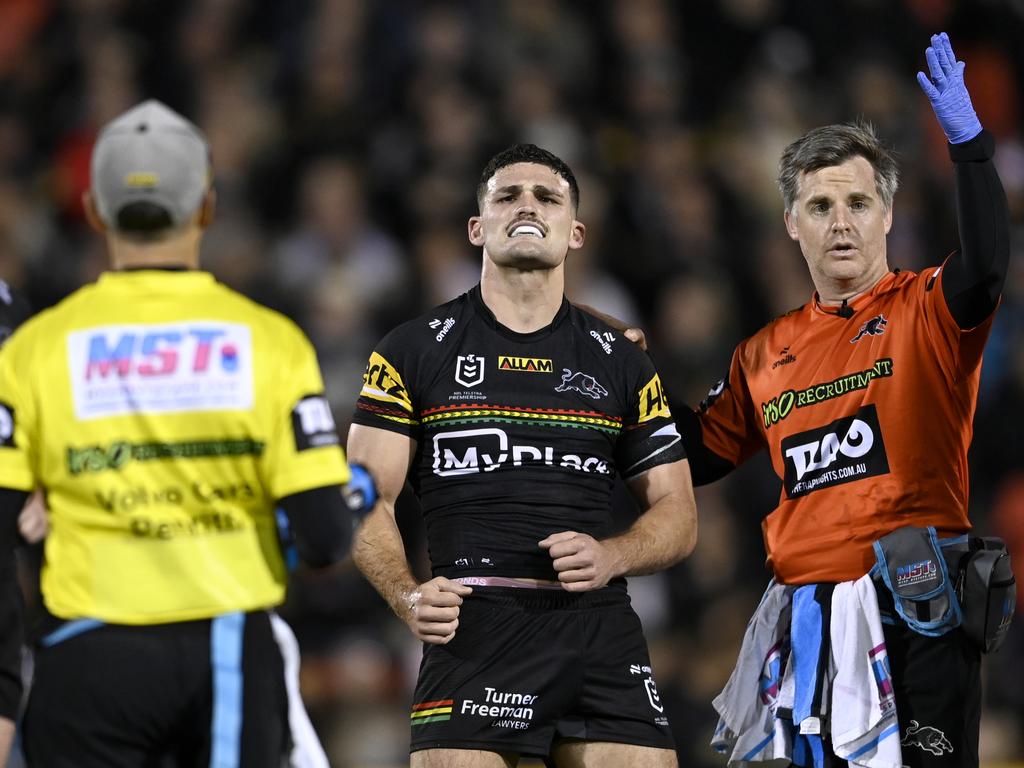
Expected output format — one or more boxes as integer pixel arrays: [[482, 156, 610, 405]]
[[493, 184, 564, 200]]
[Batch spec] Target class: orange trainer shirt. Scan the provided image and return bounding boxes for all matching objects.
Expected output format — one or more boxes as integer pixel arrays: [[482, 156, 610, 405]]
[[699, 266, 993, 584]]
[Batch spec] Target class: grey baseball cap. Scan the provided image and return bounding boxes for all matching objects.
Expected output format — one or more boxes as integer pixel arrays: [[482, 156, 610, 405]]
[[90, 99, 211, 228]]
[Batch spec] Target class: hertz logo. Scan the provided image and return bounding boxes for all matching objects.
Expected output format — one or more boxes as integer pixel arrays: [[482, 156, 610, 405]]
[[498, 356, 553, 373]]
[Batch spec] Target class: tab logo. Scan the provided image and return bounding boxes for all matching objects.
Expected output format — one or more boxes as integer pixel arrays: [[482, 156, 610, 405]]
[[0, 401, 14, 447], [68, 322, 253, 419], [455, 355, 485, 388], [498, 356, 553, 373], [292, 394, 340, 451]]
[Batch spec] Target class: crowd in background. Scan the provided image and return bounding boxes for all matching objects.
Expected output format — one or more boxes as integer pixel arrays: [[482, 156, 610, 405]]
[[1, 1, 1023, 765]]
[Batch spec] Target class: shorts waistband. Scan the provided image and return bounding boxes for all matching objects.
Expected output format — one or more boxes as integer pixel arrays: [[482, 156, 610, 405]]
[[462, 583, 630, 610], [454, 576, 565, 590]]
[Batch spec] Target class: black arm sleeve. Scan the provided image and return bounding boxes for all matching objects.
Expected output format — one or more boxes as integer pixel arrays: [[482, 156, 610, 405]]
[[676, 406, 736, 486], [0, 488, 29, 720], [941, 131, 1011, 329], [277, 485, 352, 568]]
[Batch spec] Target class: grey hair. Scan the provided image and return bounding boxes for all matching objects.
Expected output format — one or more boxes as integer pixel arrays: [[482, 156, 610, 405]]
[[778, 121, 899, 213]]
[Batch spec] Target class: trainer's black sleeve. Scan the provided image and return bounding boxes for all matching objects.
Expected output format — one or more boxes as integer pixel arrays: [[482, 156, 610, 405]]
[[675, 406, 735, 486], [277, 485, 352, 568], [0, 488, 28, 720], [941, 130, 1011, 329]]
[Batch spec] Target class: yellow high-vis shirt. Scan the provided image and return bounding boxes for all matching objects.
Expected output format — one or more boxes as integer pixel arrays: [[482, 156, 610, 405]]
[[0, 270, 350, 624]]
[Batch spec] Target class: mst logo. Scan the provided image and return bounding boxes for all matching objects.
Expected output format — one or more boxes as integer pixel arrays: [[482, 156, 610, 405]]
[[67, 322, 253, 420], [781, 404, 889, 498], [432, 427, 610, 477]]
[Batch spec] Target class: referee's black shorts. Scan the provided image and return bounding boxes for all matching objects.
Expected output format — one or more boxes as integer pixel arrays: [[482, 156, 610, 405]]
[[409, 584, 674, 758], [22, 609, 289, 767]]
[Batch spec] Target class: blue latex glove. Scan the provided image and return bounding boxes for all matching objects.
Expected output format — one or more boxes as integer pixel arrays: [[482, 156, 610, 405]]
[[917, 32, 982, 144], [343, 463, 378, 519]]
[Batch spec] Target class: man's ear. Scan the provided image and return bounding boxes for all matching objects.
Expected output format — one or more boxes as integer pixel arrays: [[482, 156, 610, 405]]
[[784, 209, 799, 241], [197, 188, 216, 229], [82, 191, 107, 234], [568, 220, 586, 250], [883, 204, 893, 235], [468, 215, 485, 247]]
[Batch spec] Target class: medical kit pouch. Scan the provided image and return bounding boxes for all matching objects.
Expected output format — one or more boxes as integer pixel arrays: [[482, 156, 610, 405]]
[[871, 526, 961, 636], [955, 537, 1015, 653]]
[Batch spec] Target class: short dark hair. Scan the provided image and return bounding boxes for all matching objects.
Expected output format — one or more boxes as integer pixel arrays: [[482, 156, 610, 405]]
[[778, 122, 899, 213], [477, 144, 580, 210], [114, 201, 177, 242]]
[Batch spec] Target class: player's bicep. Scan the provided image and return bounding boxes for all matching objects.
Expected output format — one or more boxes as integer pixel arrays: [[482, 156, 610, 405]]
[[346, 424, 415, 509], [626, 459, 694, 515]]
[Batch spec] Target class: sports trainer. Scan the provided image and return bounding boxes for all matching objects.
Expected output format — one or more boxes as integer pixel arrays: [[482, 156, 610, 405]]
[[348, 144, 697, 768], [673, 35, 1009, 767], [0, 100, 364, 766]]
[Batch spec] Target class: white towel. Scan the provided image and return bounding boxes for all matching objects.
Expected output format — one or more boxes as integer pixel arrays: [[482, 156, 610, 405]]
[[269, 613, 332, 768], [829, 576, 902, 768]]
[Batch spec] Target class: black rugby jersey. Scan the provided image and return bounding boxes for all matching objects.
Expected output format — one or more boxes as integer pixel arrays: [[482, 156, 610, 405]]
[[353, 285, 686, 581]]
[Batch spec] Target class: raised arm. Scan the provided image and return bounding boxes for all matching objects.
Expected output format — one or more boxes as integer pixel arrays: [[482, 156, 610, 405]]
[[347, 424, 470, 644], [539, 459, 697, 591], [917, 32, 1010, 329]]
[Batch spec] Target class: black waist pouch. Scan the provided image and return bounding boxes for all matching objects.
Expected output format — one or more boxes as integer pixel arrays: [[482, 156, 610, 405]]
[[871, 526, 961, 636], [956, 537, 1015, 653]]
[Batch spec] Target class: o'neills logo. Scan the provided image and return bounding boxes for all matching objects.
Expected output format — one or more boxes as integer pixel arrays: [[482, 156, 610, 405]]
[[498, 356, 553, 373]]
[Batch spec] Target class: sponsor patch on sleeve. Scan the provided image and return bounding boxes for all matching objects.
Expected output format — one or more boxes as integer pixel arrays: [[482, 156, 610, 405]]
[[0, 401, 15, 447], [637, 373, 671, 423], [360, 351, 413, 412], [291, 394, 340, 451]]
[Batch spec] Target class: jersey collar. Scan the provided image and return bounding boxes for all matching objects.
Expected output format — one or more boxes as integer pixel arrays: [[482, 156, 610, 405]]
[[469, 283, 571, 341], [811, 269, 904, 318]]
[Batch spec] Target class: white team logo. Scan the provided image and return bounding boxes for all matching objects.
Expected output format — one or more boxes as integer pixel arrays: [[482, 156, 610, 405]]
[[455, 354, 485, 387], [901, 720, 953, 756], [0, 403, 13, 445]]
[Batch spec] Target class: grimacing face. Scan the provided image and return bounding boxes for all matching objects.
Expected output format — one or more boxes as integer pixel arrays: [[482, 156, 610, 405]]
[[784, 155, 893, 298], [468, 162, 585, 271]]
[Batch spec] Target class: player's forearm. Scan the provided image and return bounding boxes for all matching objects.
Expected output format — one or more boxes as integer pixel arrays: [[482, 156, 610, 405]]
[[605, 491, 697, 577], [0, 716, 13, 765], [351, 504, 420, 623]]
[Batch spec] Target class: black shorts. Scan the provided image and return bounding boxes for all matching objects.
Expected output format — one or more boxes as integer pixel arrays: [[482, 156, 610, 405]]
[[876, 585, 982, 768], [22, 610, 289, 768], [409, 585, 674, 757]]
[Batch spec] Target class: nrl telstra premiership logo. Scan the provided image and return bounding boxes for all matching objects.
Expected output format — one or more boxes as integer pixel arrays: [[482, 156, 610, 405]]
[[455, 354, 485, 387]]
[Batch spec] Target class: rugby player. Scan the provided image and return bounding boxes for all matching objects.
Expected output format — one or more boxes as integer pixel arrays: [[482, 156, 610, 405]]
[[349, 144, 698, 767]]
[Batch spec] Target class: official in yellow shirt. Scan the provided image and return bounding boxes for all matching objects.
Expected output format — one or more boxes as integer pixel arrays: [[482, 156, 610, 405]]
[[0, 100, 370, 767]]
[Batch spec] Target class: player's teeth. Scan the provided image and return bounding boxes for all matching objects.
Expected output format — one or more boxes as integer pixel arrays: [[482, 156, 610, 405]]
[[511, 225, 542, 237]]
